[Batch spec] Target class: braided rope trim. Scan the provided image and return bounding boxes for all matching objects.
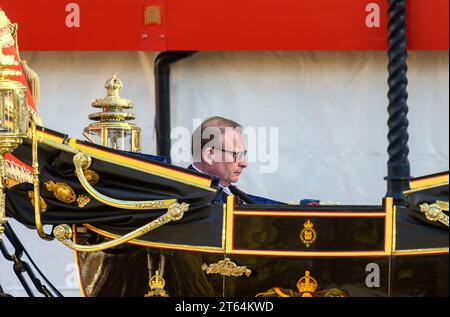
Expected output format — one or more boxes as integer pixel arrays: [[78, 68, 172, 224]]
[[5, 159, 33, 184]]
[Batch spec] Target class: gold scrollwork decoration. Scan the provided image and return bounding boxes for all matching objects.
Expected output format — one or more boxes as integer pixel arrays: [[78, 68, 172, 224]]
[[45, 181, 77, 204], [202, 258, 251, 277], [300, 219, 316, 248], [436, 200, 449, 212], [53, 202, 189, 252], [419, 202, 449, 227], [77, 195, 90, 208], [73, 152, 177, 210], [145, 271, 169, 297], [28, 191, 47, 213], [135, 200, 175, 209]]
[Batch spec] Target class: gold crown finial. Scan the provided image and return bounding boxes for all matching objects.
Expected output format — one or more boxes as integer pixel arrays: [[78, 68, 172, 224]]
[[296, 271, 318, 297], [105, 73, 123, 97], [304, 220, 313, 229], [84, 74, 141, 152], [88, 74, 136, 123], [145, 271, 169, 297], [149, 270, 165, 289]]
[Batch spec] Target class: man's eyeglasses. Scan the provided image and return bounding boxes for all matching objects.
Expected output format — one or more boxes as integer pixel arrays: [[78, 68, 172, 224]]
[[214, 148, 248, 162]]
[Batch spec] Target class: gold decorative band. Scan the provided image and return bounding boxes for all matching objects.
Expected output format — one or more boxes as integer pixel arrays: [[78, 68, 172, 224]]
[[409, 174, 449, 190]]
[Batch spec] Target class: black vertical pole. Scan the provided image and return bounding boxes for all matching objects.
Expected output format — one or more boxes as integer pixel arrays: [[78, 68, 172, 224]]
[[386, 0, 410, 201], [154, 51, 196, 164]]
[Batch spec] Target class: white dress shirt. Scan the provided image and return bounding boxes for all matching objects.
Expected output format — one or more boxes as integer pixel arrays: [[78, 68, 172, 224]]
[[191, 164, 233, 196]]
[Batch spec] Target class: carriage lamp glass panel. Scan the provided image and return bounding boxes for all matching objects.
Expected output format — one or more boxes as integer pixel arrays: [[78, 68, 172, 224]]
[[107, 128, 132, 151], [0, 88, 28, 135]]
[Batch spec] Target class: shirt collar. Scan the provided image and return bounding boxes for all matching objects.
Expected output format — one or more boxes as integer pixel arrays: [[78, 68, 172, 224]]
[[191, 163, 233, 194]]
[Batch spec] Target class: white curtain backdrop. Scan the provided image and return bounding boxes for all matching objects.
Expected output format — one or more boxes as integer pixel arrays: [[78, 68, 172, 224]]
[[1, 51, 448, 296]]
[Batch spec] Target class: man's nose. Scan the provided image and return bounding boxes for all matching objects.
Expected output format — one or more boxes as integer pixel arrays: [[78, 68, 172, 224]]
[[238, 157, 248, 168]]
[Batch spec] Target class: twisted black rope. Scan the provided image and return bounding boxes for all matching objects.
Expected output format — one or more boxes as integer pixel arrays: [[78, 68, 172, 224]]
[[386, 0, 410, 200]]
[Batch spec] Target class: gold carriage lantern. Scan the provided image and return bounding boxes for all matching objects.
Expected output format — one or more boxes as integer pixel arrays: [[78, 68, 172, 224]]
[[83, 74, 141, 152], [0, 52, 29, 239], [0, 53, 28, 151]]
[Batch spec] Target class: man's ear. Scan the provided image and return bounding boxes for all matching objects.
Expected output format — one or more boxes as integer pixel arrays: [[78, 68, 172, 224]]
[[203, 147, 214, 165]]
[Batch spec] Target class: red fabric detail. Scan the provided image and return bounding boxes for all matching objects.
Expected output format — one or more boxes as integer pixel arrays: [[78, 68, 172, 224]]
[[4, 153, 32, 172]]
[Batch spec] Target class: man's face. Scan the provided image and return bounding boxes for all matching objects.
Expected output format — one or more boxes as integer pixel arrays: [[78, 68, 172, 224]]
[[209, 130, 248, 186]]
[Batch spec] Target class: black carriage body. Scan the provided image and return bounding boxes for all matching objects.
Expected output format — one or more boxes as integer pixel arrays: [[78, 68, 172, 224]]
[[5, 130, 449, 297], [75, 195, 448, 297]]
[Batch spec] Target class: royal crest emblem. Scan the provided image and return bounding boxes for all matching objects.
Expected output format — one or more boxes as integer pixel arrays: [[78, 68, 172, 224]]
[[300, 219, 316, 247]]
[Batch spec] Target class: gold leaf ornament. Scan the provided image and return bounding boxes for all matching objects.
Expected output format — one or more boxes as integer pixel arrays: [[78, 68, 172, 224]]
[[77, 195, 91, 208], [28, 191, 47, 213], [202, 258, 251, 277], [84, 169, 100, 185]]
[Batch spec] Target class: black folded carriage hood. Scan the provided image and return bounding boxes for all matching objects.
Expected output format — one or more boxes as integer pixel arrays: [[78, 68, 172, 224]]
[[6, 127, 225, 248]]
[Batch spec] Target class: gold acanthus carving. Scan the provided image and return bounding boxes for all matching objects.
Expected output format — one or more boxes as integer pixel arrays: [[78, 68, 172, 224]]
[[202, 258, 251, 277], [28, 191, 47, 213]]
